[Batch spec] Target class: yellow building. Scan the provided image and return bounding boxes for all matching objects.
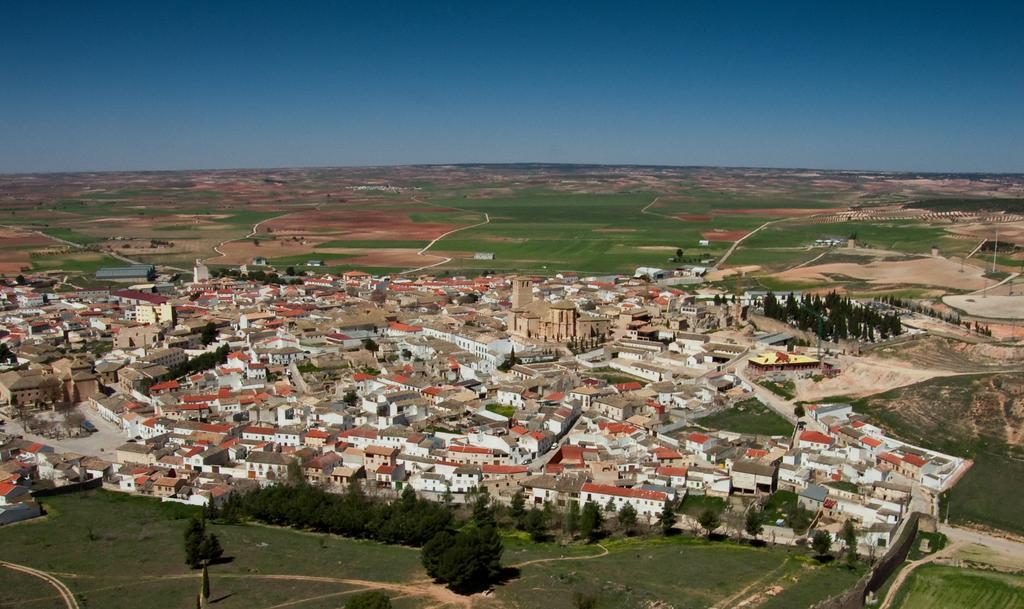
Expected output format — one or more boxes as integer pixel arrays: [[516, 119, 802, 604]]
[[135, 302, 175, 325]]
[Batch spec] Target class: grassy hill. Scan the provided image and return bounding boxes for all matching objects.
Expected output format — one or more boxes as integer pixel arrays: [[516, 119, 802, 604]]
[[852, 372, 1024, 535]]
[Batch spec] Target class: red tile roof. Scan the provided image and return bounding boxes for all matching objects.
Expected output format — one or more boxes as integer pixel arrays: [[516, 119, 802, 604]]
[[582, 483, 667, 502]]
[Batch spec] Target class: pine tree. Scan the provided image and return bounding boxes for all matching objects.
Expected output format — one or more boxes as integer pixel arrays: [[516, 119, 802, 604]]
[[564, 501, 580, 536], [659, 501, 676, 536], [744, 508, 763, 543], [579, 501, 603, 542], [184, 517, 205, 568], [509, 490, 526, 529], [617, 503, 638, 533], [842, 520, 858, 566]]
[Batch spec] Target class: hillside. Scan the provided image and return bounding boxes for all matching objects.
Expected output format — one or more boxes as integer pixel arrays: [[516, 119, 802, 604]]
[[854, 372, 1024, 534]]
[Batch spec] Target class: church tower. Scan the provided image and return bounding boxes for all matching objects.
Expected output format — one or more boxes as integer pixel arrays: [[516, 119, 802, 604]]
[[511, 277, 532, 309]]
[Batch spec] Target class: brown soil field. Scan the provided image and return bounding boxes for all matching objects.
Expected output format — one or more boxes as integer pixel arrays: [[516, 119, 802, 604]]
[[344, 248, 440, 267], [943, 294, 1024, 320], [264, 209, 461, 241], [0, 262, 29, 274], [701, 230, 750, 241], [794, 354, 956, 402], [773, 257, 989, 290]]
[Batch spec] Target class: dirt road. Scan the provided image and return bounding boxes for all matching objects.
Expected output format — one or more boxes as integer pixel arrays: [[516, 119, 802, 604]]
[[401, 196, 490, 275], [1, 561, 79, 609]]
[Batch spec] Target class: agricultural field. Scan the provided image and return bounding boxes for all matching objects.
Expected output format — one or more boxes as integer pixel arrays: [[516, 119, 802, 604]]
[[0, 490, 865, 609], [1, 166, 1021, 291], [892, 564, 1024, 609]]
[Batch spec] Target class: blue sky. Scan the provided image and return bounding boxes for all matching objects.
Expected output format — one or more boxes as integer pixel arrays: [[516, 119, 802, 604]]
[[1, 1, 1022, 173]]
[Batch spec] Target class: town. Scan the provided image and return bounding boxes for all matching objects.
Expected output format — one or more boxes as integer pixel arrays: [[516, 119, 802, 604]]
[[0, 258, 971, 569]]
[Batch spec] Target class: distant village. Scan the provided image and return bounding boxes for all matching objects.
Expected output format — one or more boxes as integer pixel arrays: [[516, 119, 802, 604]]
[[0, 259, 968, 556]]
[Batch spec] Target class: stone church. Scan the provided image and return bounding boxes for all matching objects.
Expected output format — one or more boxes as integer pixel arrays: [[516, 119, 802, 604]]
[[507, 277, 609, 343]]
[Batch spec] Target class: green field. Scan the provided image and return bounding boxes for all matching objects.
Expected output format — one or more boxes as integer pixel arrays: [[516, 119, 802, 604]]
[[892, 564, 1024, 609], [700, 398, 794, 436], [0, 490, 867, 609]]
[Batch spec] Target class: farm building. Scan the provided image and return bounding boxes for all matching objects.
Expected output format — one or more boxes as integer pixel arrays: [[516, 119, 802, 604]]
[[473, 252, 495, 260], [306, 259, 324, 267], [95, 265, 156, 282], [746, 350, 822, 374], [634, 266, 667, 280], [251, 256, 269, 266]]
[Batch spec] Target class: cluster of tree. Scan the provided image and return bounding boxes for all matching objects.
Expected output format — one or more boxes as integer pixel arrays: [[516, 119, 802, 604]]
[[567, 334, 603, 355], [712, 294, 737, 306], [183, 516, 223, 569], [345, 591, 392, 609], [496, 348, 519, 372], [762, 291, 902, 341], [422, 498, 503, 593], [217, 483, 453, 548], [508, 492, 677, 543], [200, 322, 218, 346], [172, 344, 230, 380]]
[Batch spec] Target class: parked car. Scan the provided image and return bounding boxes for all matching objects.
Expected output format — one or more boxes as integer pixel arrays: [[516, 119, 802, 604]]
[[80, 419, 98, 433]]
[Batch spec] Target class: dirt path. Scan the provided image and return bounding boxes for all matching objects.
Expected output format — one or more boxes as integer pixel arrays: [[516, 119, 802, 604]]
[[711, 560, 791, 609], [717, 219, 782, 267], [1, 561, 79, 609], [205, 214, 286, 264], [877, 541, 960, 609], [400, 196, 490, 275], [226, 573, 474, 609], [509, 543, 609, 568]]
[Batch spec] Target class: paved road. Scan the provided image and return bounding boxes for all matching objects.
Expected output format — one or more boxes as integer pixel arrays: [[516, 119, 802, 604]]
[[1, 562, 79, 609]]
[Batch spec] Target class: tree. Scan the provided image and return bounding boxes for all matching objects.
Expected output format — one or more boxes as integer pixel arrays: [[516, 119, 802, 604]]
[[788, 506, 812, 534], [472, 494, 496, 528], [346, 591, 392, 609], [565, 503, 581, 536], [617, 503, 638, 534], [509, 490, 526, 528], [524, 507, 547, 542], [15, 274, 26, 285], [794, 403, 806, 418], [745, 508, 764, 543], [363, 338, 379, 353], [842, 520, 858, 566], [604, 498, 617, 513], [201, 565, 210, 600], [422, 527, 504, 592], [579, 501, 603, 542], [675, 248, 683, 259], [697, 508, 721, 538], [199, 533, 223, 565], [343, 390, 358, 407], [286, 266, 296, 276], [811, 530, 833, 559], [201, 322, 217, 346], [286, 459, 305, 486], [659, 501, 676, 536], [184, 517, 205, 568]]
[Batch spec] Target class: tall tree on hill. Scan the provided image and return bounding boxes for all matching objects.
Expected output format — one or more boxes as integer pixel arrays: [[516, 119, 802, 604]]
[[579, 501, 603, 542], [842, 520, 858, 566], [509, 490, 526, 529], [617, 503, 638, 534], [698, 508, 721, 538], [659, 501, 676, 536], [745, 508, 764, 543], [812, 530, 833, 560]]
